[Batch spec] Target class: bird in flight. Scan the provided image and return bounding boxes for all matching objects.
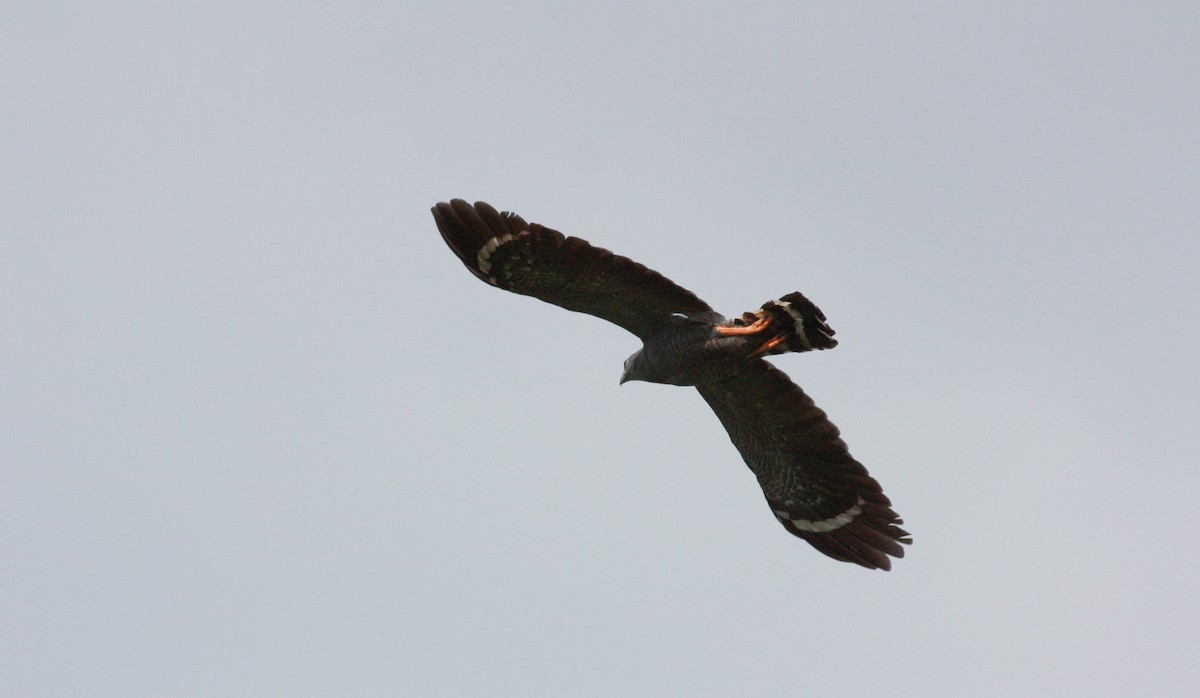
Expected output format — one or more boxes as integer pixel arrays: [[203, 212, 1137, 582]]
[[432, 200, 911, 570]]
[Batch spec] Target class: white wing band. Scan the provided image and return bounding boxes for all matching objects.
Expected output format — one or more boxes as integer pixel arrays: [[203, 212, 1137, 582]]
[[476, 232, 527, 274], [775, 497, 865, 533]]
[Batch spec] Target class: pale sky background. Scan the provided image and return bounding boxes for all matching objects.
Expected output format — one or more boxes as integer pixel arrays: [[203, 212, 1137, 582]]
[[4, 2, 1199, 696]]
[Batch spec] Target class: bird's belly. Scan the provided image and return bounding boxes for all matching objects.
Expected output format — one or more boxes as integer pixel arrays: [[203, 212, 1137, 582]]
[[640, 333, 761, 386]]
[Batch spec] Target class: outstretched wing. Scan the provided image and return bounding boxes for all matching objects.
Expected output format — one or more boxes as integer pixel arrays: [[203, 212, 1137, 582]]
[[696, 360, 911, 570], [432, 200, 719, 339]]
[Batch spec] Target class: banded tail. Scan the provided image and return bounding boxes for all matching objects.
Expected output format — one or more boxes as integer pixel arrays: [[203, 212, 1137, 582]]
[[719, 292, 838, 357]]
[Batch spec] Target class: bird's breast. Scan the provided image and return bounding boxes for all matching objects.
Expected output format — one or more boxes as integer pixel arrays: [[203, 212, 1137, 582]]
[[636, 324, 757, 386]]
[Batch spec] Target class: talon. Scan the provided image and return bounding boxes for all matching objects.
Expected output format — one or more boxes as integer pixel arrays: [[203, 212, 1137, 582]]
[[716, 317, 771, 336], [750, 334, 788, 357]]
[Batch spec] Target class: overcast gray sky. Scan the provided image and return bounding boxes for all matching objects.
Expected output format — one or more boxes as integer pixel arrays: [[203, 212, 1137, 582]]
[[4, 2, 1198, 696]]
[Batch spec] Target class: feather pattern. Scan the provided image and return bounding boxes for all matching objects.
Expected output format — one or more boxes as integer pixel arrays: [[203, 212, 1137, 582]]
[[696, 361, 910, 569]]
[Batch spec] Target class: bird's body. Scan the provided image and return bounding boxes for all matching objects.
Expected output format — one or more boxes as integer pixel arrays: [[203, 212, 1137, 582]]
[[622, 316, 749, 386], [432, 199, 911, 570], [620, 293, 840, 387]]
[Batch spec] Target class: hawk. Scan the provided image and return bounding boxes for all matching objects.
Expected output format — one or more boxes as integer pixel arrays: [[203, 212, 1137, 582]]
[[432, 200, 911, 570]]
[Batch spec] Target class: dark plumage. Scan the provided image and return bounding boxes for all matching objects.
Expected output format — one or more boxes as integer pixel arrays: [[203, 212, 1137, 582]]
[[432, 199, 911, 570]]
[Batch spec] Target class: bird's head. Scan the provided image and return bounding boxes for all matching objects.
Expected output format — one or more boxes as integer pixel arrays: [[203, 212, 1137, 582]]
[[620, 350, 646, 385]]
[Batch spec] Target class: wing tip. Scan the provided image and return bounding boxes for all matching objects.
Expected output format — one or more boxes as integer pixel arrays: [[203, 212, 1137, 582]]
[[774, 498, 911, 571], [432, 199, 529, 285], [790, 516, 912, 571]]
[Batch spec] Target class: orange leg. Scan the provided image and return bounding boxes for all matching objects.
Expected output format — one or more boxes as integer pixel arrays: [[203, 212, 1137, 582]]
[[750, 334, 788, 357], [716, 317, 770, 336]]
